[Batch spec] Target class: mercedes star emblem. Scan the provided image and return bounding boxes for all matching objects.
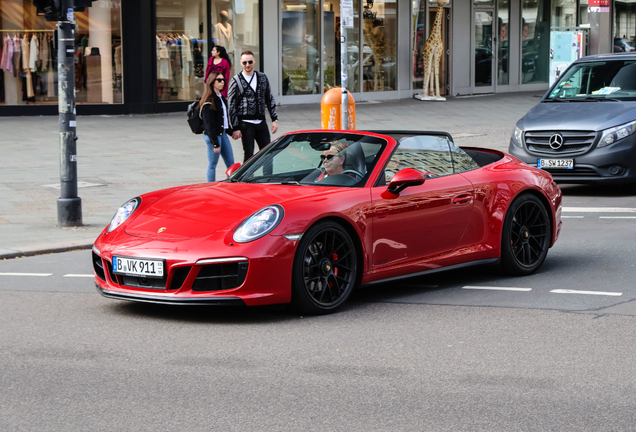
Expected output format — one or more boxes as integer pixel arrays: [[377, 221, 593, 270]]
[[549, 133, 564, 150]]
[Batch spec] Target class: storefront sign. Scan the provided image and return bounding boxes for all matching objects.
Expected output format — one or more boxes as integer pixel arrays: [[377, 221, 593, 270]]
[[588, 6, 610, 12], [589, 0, 609, 6], [341, 0, 354, 28]]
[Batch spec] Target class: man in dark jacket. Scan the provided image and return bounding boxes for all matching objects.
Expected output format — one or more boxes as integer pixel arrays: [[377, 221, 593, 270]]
[[228, 50, 278, 162]]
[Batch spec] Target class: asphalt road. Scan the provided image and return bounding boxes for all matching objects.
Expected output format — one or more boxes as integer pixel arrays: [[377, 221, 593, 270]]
[[1, 184, 636, 431]]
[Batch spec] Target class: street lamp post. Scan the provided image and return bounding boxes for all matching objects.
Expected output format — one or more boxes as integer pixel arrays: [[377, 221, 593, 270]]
[[340, 0, 353, 130], [57, 2, 82, 226]]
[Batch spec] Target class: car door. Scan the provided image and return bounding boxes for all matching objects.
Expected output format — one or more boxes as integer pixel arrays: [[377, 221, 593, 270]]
[[371, 136, 474, 270]]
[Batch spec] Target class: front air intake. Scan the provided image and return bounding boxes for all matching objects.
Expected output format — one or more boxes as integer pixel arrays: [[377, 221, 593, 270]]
[[192, 262, 248, 292]]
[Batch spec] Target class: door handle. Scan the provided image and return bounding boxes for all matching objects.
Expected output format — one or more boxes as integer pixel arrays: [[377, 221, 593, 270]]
[[453, 194, 472, 204]]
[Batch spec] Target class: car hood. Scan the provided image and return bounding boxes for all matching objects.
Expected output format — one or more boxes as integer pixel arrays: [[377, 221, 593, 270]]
[[519, 101, 636, 131], [125, 182, 337, 239]]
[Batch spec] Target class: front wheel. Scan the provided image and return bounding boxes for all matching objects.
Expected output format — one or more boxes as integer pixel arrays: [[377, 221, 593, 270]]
[[291, 221, 358, 315], [501, 194, 551, 276]]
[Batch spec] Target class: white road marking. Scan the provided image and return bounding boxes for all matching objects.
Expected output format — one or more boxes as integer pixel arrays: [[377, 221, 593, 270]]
[[63, 274, 95, 278], [562, 216, 584, 219], [0, 272, 52, 277], [562, 207, 636, 213], [463, 286, 532, 292], [599, 216, 636, 219], [551, 289, 622, 296]]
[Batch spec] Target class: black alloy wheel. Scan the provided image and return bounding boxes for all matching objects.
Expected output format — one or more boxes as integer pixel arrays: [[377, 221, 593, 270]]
[[291, 221, 358, 314], [501, 194, 551, 275]]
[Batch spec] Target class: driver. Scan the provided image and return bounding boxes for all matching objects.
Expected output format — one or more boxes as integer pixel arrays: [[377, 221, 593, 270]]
[[316, 141, 347, 181]]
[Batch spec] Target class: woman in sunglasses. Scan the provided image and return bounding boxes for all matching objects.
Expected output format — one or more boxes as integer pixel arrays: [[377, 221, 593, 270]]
[[316, 142, 347, 181], [204, 45, 232, 98], [200, 71, 235, 182]]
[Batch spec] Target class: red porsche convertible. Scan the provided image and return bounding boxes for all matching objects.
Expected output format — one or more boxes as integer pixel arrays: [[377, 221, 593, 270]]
[[93, 130, 562, 314]]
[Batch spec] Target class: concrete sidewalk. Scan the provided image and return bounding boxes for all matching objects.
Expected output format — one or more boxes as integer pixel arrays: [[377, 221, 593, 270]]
[[0, 92, 542, 259]]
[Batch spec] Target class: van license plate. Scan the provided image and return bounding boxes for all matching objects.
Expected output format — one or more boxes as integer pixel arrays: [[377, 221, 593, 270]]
[[537, 159, 574, 169]]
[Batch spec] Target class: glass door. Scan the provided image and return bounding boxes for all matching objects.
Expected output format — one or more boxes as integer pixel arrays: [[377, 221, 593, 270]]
[[473, 9, 495, 93]]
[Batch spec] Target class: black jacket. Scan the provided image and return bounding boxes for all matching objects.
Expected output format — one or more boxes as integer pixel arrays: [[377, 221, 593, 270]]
[[227, 71, 278, 129], [201, 94, 233, 147]]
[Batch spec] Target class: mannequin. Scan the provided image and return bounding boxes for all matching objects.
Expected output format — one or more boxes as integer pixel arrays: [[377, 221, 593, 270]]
[[213, 11, 235, 59]]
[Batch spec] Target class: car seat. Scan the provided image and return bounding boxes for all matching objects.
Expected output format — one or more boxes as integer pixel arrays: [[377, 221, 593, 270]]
[[342, 143, 367, 177], [610, 63, 636, 91]]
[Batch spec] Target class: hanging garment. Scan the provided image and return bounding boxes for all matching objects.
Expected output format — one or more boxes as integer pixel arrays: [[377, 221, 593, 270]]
[[114, 45, 122, 76], [12, 37, 21, 77], [169, 40, 182, 91], [158, 39, 171, 80], [21, 36, 34, 98], [30, 34, 39, 72], [1, 36, 14, 73], [39, 33, 48, 71]]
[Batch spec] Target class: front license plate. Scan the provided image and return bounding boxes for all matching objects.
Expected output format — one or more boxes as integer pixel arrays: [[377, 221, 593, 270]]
[[113, 256, 164, 278], [537, 158, 574, 169]]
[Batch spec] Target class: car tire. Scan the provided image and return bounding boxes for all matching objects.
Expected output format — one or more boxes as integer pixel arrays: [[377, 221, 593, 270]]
[[501, 194, 551, 276], [290, 221, 358, 315]]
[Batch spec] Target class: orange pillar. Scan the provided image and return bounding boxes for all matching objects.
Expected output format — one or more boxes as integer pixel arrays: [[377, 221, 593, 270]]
[[320, 88, 355, 130]]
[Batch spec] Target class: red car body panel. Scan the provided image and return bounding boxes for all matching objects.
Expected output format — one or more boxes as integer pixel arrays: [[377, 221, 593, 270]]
[[93, 132, 562, 306]]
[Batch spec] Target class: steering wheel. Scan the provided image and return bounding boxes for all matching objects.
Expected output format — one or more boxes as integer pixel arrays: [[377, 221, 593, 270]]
[[341, 169, 364, 181]]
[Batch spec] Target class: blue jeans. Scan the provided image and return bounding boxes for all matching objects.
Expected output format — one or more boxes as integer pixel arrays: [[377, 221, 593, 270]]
[[205, 130, 235, 182]]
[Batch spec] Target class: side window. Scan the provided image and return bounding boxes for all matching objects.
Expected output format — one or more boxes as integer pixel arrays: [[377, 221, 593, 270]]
[[384, 136, 454, 183], [448, 141, 481, 173]]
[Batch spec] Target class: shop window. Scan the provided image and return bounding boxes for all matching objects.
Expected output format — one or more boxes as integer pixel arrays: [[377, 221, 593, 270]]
[[212, 0, 260, 79], [498, 0, 509, 85], [323, 0, 360, 93], [552, 0, 577, 28], [281, 0, 320, 95], [579, 0, 589, 26], [411, 0, 427, 91], [362, 0, 397, 92], [1, 0, 123, 106], [156, 0, 208, 102], [521, 0, 550, 84], [613, 1, 636, 53]]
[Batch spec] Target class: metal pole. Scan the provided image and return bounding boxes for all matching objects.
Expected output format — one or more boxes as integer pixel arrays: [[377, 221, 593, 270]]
[[340, 1, 348, 130], [57, 2, 82, 227]]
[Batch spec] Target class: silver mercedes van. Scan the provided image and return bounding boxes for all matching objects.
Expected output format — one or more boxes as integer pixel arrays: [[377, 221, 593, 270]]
[[509, 53, 636, 186]]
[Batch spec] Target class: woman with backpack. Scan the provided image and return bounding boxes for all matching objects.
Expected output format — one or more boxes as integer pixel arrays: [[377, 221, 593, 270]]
[[201, 70, 235, 182], [204, 45, 232, 97]]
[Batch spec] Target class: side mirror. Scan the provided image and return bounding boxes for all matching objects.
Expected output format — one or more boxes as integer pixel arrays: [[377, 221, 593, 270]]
[[226, 162, 241, 178], [387, 168, 425, 195]]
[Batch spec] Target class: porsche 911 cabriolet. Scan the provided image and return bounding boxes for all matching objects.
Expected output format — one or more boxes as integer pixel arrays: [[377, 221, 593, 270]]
[[93, 130, 562, 314]]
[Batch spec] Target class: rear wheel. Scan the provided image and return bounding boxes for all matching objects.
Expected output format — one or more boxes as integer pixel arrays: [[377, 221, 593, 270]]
[[291, 221, 358, 315], [501, 194, 551, 275]]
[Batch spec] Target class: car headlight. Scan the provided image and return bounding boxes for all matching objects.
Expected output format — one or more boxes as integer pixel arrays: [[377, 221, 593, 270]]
[[107, 197, 141, 233], [511, 125, 524, 148], [233, 205, 284, 243], [598, 120, 636, 148]]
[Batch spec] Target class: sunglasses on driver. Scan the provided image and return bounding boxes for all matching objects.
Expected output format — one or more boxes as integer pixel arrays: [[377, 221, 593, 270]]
[[320, 154, 341, 162]]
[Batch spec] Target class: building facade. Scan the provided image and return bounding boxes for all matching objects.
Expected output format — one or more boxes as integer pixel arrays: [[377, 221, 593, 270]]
[[0, 0, 629, 116]]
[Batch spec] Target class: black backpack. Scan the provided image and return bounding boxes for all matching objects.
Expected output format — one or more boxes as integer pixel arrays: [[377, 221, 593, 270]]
[[187, 100, 211, 134]]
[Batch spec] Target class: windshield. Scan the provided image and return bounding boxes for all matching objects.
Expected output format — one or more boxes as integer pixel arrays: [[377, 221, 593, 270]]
[[227, 132, 387, 187], [546, 60, 636, 101]]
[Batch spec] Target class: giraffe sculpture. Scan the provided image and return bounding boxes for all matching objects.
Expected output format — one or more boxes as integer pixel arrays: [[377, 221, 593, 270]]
[[415, 0, 448, 101]]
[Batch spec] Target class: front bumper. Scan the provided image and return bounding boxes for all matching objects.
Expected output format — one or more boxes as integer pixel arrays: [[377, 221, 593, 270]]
[[92, 230, 298, 307], [509, 135, 636, 185], [96, 284, 246, 306]]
